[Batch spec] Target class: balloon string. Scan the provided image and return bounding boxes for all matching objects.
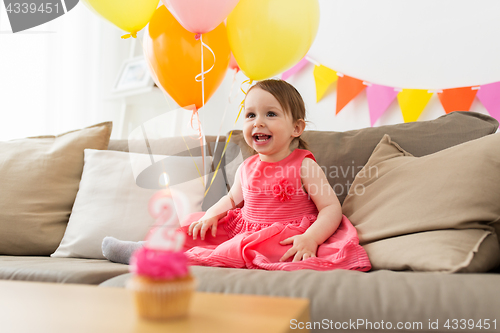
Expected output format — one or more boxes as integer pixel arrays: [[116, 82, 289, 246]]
[[194, 35, 216, 83], [235, 79, 253, 123], [200, 34, 205, 128], [198, 35, 211, 181], [240, 79, 252, 96], [199, 34, 205, 123], [203, 79, 253, 197], [228, 69, 240, 104], [203, 131, 233, 197], [121, 31, 137, 39], [181, 135, 205, 188], [185, 109, 208, 195], [187, 106, 204, 165], [189, 106, 202, 138], [213, 70, 238, 166]]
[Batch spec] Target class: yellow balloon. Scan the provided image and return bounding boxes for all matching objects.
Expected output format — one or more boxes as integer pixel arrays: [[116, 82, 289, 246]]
[[227, 0, 319, 81], [82, 0, 159, 35]]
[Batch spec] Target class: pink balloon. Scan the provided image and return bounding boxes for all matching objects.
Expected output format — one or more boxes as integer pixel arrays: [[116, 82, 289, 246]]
[[162, 0, 240, 34], [229, 53, 240, 72]]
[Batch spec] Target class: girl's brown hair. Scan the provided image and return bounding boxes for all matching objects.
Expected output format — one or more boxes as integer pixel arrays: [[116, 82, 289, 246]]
[[247, 79, 309, 150]]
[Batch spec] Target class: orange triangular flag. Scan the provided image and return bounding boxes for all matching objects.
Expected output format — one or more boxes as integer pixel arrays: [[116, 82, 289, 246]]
[[437, 87, 478, 114], [336, 75, 366, 114]]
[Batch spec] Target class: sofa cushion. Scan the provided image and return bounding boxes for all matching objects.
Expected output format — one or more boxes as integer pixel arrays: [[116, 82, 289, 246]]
[[51, 149, 210, 259], [0, 122, 112, 256], [342, 134, 500, 272], [224, 111, 498, 205], [0, 256, 128, 285], [108, 135, 229, 210], [101, 267, 500, 332]]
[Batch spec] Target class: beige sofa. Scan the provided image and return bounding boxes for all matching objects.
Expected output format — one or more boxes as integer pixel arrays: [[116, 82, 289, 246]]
[[1, 111, 500, 332]]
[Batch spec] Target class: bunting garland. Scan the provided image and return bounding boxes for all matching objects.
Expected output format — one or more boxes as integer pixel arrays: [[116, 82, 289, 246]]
[[281, 55, 500, 125]]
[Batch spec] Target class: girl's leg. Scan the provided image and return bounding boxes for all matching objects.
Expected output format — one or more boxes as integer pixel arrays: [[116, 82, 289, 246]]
[[102, 211, 233, 265], [101, 236, 145, 265], [101, 212, 207, 264]]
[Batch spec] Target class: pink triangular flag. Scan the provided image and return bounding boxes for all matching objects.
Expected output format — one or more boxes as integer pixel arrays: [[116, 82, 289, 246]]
[[281, 57, 309, 81], [366, 84, 398, 126], [476, 82, 500, 122]]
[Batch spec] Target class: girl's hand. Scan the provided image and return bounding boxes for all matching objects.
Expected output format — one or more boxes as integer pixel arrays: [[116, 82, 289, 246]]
[[279, 234, 318, 262], [188, 216, 219, 240]]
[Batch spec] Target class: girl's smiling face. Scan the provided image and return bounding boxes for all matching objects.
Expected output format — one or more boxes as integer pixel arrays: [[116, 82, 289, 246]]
[[243, 87, 304, 163]]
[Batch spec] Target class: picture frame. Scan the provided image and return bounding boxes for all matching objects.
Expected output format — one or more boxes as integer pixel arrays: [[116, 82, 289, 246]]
[[112, 56, 155, 94]]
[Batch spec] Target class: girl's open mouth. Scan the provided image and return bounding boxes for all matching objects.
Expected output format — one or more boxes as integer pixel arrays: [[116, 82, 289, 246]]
[[253, 134, 272, 144]]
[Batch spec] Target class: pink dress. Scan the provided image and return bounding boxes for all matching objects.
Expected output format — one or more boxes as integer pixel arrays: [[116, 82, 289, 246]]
[[179, 149, 371, 271]]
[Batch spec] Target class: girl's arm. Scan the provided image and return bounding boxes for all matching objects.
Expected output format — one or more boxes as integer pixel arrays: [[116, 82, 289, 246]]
[[280, 158, 342, 262], [189, 163, 244, 240]]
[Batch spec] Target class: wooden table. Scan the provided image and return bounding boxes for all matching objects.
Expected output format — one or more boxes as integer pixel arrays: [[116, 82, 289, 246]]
[[0, 280, 310, 333]]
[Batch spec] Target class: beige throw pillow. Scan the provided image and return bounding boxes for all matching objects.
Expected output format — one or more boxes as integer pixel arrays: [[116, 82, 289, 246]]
[[51, 149, 209, 259], [0, 122, 112, 255], [342, 134, 500, 272]]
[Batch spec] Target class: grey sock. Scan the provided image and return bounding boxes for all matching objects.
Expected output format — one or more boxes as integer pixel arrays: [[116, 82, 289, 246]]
[[102, 236, 145, 265]]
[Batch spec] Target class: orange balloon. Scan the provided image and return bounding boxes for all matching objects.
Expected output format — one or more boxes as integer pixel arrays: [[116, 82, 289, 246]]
[[144, 6, 230, 109]]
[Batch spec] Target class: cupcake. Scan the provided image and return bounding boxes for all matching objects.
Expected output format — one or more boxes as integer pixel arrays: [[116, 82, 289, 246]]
[[128, 231, 195, 320]]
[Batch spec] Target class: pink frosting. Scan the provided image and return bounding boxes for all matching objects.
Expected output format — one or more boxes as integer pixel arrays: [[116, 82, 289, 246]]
[[130, 247, 189, 280]]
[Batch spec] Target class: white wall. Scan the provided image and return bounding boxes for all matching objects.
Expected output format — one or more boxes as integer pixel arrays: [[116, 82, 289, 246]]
[[300, 0, 500, 131], [2, 1, 500, 140], [200, 0, 500, 136], [127, 0, 500, 138], [0, 2, 129, 140]]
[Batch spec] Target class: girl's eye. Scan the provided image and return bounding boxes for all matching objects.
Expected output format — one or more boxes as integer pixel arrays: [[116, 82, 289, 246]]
[[267, 112, 276, 117], [246, 113, 255, 119]]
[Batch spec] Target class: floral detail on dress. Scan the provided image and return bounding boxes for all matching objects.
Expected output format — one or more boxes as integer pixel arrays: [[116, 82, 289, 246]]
[[272, 178, 295, 202]]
